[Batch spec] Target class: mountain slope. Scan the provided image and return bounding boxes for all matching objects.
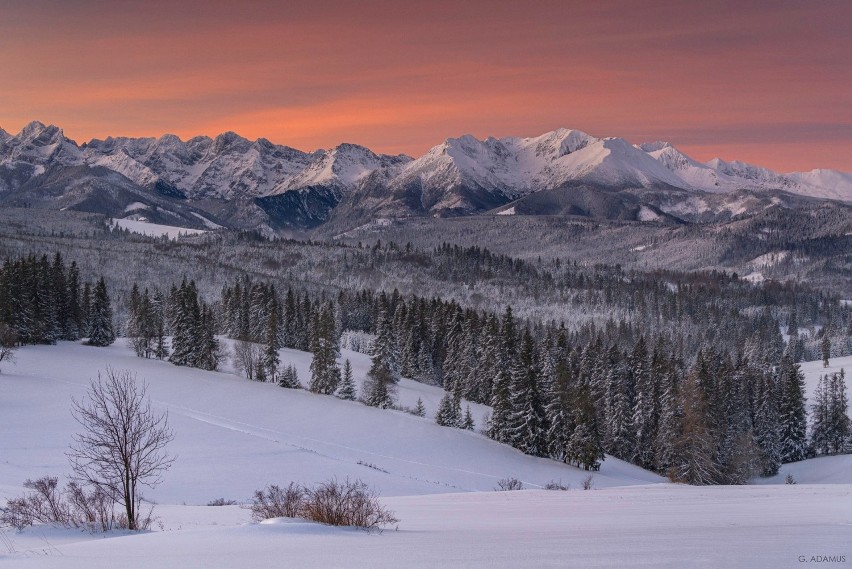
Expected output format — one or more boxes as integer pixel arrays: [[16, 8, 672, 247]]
[[2, 121, 851, 231]]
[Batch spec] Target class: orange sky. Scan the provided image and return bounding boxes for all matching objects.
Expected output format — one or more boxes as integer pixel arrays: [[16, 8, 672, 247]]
[[1, 0, 850, 172]]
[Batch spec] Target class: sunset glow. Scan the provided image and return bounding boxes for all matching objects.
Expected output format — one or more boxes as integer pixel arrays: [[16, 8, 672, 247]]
[[2, 0, 850, 171]]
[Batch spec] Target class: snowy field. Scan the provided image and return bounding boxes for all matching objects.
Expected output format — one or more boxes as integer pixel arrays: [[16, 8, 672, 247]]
[[1, 343, 850, 568], [111, 218, 206, 238]]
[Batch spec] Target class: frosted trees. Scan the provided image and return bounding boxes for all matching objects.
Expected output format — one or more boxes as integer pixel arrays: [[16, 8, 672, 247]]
[[68, 369, 174, 530], [810, 370, 850, 455], [365, 305, 398, 409], [336, 359, 357, 400], [778, 355, 807, 463], [309, 303, 341, 395], [670, 371, 721, 485], [507, 330, 546, 456], [87, 277, 115, 347], [435, 391, 462, 427]]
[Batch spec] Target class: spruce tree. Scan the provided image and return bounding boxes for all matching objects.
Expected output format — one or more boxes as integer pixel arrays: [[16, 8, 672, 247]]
[[435, 391, 462, 427], [778, 355, 807, 463], [336, 359, 357, 400], [461, 405, 475, 430], [309, 304, 340, 394], [413, 397, 426, 417], [507, 330, 546, 456], [87, 277, 115, 347]]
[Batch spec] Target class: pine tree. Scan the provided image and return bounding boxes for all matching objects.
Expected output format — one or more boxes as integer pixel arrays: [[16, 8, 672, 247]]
[[278, 364, 301, 389], [568, 383, 605, 471], [309, 303, 340, 394], [670, 371, 722, 485], [413, 397, 426, 417], [336, 359, 357, 400], [364, 372, 393, 409], [461, 405, 475, 430], [488, 307, 515, 443], [507, 330, 546, 456], [604, 346, 635, 462], [545, 361, 574, 463], [778, 355, 807, 463], [87, 277, 115, 347], [435, 391, 462, 427], [821, 332, 831, 368], [263, 301, 281, 381], [631, 336, 657, 470], [369, 306, 400, 385], [754, 372, 782, 476]]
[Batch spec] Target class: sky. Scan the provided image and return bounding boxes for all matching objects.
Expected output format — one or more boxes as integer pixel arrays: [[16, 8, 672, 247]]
[[1, 0, 850, 172]]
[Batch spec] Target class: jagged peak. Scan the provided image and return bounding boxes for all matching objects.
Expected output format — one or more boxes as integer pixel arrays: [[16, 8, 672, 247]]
[[639, 141, 674, 153]]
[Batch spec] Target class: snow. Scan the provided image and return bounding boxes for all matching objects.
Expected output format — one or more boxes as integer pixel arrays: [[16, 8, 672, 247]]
[[189, 212, 223, 229], [637, 206, 661, 222], [1, 344, 850, 567], [111, 219, 206, 238], [496, 206, 516, 216], [1, 485, 849, 569], [123, 202, 149, 213]]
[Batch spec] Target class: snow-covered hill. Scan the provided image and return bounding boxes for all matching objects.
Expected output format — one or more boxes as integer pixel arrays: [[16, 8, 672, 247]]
[[1, 343, 850, 568], [0, 341, 661, 507]]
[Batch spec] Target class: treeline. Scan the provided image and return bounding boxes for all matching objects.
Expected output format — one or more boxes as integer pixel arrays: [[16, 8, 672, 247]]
[[0, 253, 114, 346], [212, 275, 851, 481]]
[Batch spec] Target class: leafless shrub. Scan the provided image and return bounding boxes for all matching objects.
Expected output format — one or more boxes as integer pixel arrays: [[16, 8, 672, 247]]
[[582, 475, 595, 490], [495, 477, 524, 491], [0, 477, 119, 532], [207, 498, 239, 506], [785, 473, 797, 485], [250, 479, 398, 531], [251, 482, 305, 521], [302, 479, 398, 530], [544, 480, 570, 491]]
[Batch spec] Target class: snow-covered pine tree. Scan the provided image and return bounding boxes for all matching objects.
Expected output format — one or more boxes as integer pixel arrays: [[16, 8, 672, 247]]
[[364, 371, 393, 409], [462, 405, 475, 430], [263, 300, 281, 381], [369, 305, 400, 385], [435, 391, 462, 427], [568, 383, 605, 471], [87, 277, 115, 347], [545, 360, 574, 462], [413, 397, 426, 417], [631, 336, 657, 470], [309, 303, 340, 394], [278, 364, 301, 389], [604, 345, 635, 462], [507, 329, 547, 456], [670, 370, 722, 485], [336, 359, 357, 400], [488, 306, 516, 443], [778, 355, 807, 463], [753, 372, 782, 476]]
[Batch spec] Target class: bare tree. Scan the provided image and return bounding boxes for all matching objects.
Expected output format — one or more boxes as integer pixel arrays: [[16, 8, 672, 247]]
[[0, 322, 17, 372], [232, 340, 265, 381], [67, 368, 174, 530]]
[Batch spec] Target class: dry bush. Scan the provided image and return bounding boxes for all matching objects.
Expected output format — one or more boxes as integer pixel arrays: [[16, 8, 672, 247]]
[[0, 476, 120, 532], [207, 498, 239, 506], [495, 477, 524, 491], [251, 482, 305, 521], [544, 480, 570, 491], [251, 479, 398, 531], [582, 475, 595, 490]]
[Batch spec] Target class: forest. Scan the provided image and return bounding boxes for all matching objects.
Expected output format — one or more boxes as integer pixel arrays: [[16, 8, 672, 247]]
[[1, 212, 850, 485]]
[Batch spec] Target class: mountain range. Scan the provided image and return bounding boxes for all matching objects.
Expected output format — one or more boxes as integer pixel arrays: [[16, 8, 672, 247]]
[[1, 120, 850, 232]]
